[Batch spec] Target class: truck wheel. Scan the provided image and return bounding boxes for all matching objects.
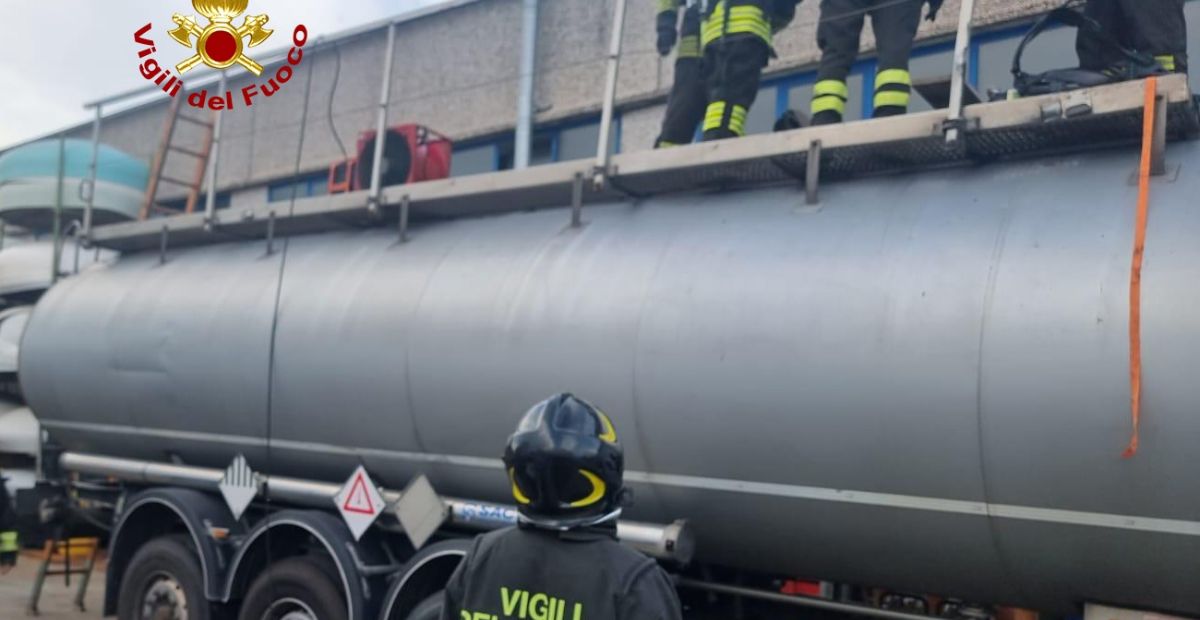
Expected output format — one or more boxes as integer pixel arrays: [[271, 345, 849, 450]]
[[116, 535, 209, 620], [406, 593, 442, 620], [238, 557, 347, 620]]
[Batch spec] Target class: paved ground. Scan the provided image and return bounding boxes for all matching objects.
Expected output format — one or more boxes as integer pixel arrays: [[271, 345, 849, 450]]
[[0, 553, 106, 618]]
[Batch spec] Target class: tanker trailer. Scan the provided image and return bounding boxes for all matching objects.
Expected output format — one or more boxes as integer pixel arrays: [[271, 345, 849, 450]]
[[18, 76, 1200, 620]]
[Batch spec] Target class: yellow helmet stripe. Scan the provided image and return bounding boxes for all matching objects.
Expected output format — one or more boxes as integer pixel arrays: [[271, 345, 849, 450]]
[[596, 410, 618, 443], [509, 468, 532, 505], [569, 469, 608, 508]]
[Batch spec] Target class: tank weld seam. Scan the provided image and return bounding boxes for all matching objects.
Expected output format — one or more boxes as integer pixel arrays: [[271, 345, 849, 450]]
[[974, 201, 1020, 600], [401, 239, 465, 457], [629, 223, 686, 513], [45, 420, 1200, 537]]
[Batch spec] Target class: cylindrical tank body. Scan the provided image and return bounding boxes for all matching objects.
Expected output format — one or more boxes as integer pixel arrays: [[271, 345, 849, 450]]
[[20, 142, 1200, 615]]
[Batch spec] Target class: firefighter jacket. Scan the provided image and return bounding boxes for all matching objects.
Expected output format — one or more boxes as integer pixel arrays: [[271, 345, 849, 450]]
[[440, 525, 682, 620], [701, 0, 803, 50]]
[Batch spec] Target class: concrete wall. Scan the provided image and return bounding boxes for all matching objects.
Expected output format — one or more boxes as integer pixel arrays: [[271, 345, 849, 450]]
[[66, 0, 1056, 203]]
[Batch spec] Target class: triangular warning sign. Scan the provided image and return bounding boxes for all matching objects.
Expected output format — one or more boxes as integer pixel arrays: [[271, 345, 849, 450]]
[[342, 472, 376, 515], [333, 465, 386, 540]]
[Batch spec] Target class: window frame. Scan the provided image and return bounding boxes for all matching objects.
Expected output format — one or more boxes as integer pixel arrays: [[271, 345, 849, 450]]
[[448, 113, 624, 176], [267, 172, 329, 203]]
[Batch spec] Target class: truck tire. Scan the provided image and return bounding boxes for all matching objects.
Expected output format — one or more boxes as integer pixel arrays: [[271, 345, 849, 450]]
[[116, 535, 210, 620], [238, 556, 347, 620], [407, 593, 442, 620]]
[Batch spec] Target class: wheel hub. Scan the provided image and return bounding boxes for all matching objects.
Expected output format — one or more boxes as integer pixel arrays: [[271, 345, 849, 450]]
[[140, 573, 189, 620]]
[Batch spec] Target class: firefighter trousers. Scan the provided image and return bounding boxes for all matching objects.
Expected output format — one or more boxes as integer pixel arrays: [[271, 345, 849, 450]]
[[701, 35, 771, 140], [1077, 0, 1188, 74], [657, 6, 707, 147], [698, 0, 778, 140], [812, 0, 923, 125]]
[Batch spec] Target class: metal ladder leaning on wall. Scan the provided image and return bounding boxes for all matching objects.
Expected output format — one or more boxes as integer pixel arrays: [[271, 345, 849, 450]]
[[139, 94, 217, 220]]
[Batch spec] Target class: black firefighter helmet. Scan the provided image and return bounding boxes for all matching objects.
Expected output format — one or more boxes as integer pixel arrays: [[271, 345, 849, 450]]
[[503, 393, 625, 529]]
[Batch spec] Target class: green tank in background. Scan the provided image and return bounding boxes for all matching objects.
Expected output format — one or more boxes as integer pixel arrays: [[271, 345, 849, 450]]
[[0, 139, 148, 231]]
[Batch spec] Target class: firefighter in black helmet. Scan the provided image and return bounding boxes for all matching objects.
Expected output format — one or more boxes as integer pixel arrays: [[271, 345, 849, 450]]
[[811, 0, 944, 126], [1077, 0, 1188, 76], [440, 394, 682, 620], [700, 0, 804, 140], [655, 0, 706, 147]]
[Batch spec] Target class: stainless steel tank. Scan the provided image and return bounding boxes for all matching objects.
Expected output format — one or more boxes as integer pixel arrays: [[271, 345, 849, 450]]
[[20, 141, 1200, 615]]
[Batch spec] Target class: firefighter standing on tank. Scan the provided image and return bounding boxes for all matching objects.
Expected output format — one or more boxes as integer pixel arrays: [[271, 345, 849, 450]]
[[700, 0, 803, 140], [1077, 0, 1188, 76], [811, 0, 944, 126], [655, 0, 707, 147], [439, 393, 682, 620]]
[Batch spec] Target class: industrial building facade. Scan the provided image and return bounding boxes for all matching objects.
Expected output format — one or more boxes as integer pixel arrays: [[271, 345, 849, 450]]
[[27, 0, 1200, 212]]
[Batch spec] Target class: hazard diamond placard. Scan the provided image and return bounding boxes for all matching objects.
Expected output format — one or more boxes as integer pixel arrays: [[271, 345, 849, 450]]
[[218, 454, 258, 520], [333, 465, 385, 540]]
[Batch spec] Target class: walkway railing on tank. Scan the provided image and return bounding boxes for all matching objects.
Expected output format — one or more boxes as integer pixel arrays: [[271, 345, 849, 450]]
[[586, 0, 980, 182], [77, 28, 327, 240], [946, 0, 977, 143], [76, 17, 415, 246], [72, 0, 985, 249], [584, 0, 980, 209], [594, 0, 629, 190]]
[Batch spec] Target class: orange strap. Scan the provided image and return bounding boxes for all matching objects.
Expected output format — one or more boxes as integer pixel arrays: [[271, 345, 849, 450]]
[[1123, 76, 1157, 459]]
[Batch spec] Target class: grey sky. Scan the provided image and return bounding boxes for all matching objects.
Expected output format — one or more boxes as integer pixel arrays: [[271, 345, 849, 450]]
[[0, 0, 450, 149]]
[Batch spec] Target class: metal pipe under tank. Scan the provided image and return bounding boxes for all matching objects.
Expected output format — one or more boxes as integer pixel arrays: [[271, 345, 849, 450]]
[[59, 452, 692, 563]]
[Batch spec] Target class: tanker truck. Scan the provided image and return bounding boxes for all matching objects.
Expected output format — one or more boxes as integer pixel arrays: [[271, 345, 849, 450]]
[[10, 74, 1200, 620]]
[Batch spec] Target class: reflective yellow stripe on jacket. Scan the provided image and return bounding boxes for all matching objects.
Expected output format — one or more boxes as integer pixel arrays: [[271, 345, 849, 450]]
[[678, 35, 701, 59], [657, 0, 679, 13], [701, 1, 772, 49]]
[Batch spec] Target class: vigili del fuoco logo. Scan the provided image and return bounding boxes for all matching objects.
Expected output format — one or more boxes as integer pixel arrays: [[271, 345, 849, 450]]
[[134, 0, 309, 110]]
